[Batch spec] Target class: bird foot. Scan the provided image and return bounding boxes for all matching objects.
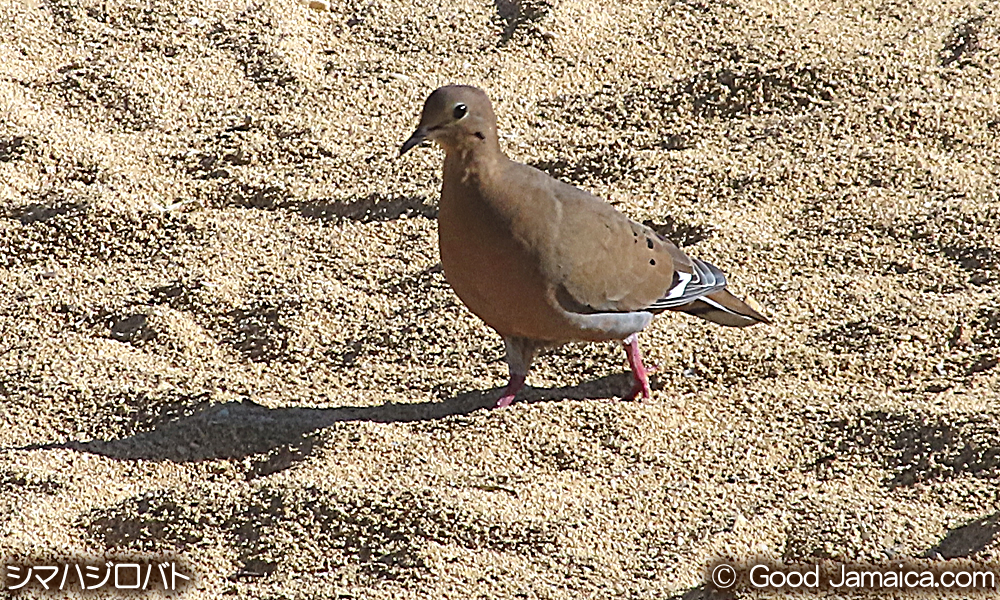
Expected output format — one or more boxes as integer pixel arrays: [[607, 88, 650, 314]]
[[494, 373, 526, 409], [624, 378, 652, 401], [495, 393, 516, 409], [623, 333, 653, 401]]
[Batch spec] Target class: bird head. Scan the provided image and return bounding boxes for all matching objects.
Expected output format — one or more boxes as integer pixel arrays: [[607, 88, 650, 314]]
[[400, 85, 498, 156]]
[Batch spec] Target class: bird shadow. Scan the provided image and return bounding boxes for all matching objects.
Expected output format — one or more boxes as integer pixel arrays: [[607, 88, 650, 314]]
[[924, 511, 1000, 559], [9, 374, 655, 464], [292, 193, 437, 224]]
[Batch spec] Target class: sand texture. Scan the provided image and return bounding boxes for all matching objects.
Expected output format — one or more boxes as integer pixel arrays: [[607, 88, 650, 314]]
[[1, 0, 999, 597]]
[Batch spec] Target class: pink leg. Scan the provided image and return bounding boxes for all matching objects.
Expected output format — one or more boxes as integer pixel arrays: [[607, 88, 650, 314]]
[[495, 373, 527, 409], [623, 333, 652, 400], [496, 336, 537, 409]]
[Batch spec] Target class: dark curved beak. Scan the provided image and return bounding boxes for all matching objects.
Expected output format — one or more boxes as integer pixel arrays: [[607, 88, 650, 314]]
[[399, 128, 427, 156]]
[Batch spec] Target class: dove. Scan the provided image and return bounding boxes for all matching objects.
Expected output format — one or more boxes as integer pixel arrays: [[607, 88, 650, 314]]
[[401, 85, 769, 408]]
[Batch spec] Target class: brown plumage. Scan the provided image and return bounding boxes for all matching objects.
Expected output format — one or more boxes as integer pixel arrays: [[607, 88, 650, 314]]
[[401, 85, 769, 408]]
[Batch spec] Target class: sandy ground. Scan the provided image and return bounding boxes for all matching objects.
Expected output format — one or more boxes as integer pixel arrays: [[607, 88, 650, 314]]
[[1, 0, 999, 597]]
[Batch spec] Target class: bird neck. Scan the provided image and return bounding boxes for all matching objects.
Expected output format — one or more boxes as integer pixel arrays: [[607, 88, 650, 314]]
[[442, 139, 506, 185]]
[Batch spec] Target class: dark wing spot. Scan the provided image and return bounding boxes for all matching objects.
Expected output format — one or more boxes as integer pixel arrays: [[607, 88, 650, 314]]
[[474, 132, 485, 140], [650, 259, 656, 266], [646, 237, 654, 249]]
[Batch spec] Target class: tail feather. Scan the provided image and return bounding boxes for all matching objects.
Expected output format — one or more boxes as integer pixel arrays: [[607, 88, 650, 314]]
[[673, 289, 771, 327]]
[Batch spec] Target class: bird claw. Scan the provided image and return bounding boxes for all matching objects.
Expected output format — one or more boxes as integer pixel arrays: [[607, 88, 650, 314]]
[[495, 394, 516, 409], [624, 378, 652, 401], [493, 373, 527, 409]]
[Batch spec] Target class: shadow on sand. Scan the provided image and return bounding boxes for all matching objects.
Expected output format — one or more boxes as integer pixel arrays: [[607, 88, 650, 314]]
[[13, 373, 654, 463]]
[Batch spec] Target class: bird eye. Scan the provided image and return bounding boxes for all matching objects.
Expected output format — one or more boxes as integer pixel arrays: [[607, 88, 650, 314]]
[[453, 103, 468, 119]]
